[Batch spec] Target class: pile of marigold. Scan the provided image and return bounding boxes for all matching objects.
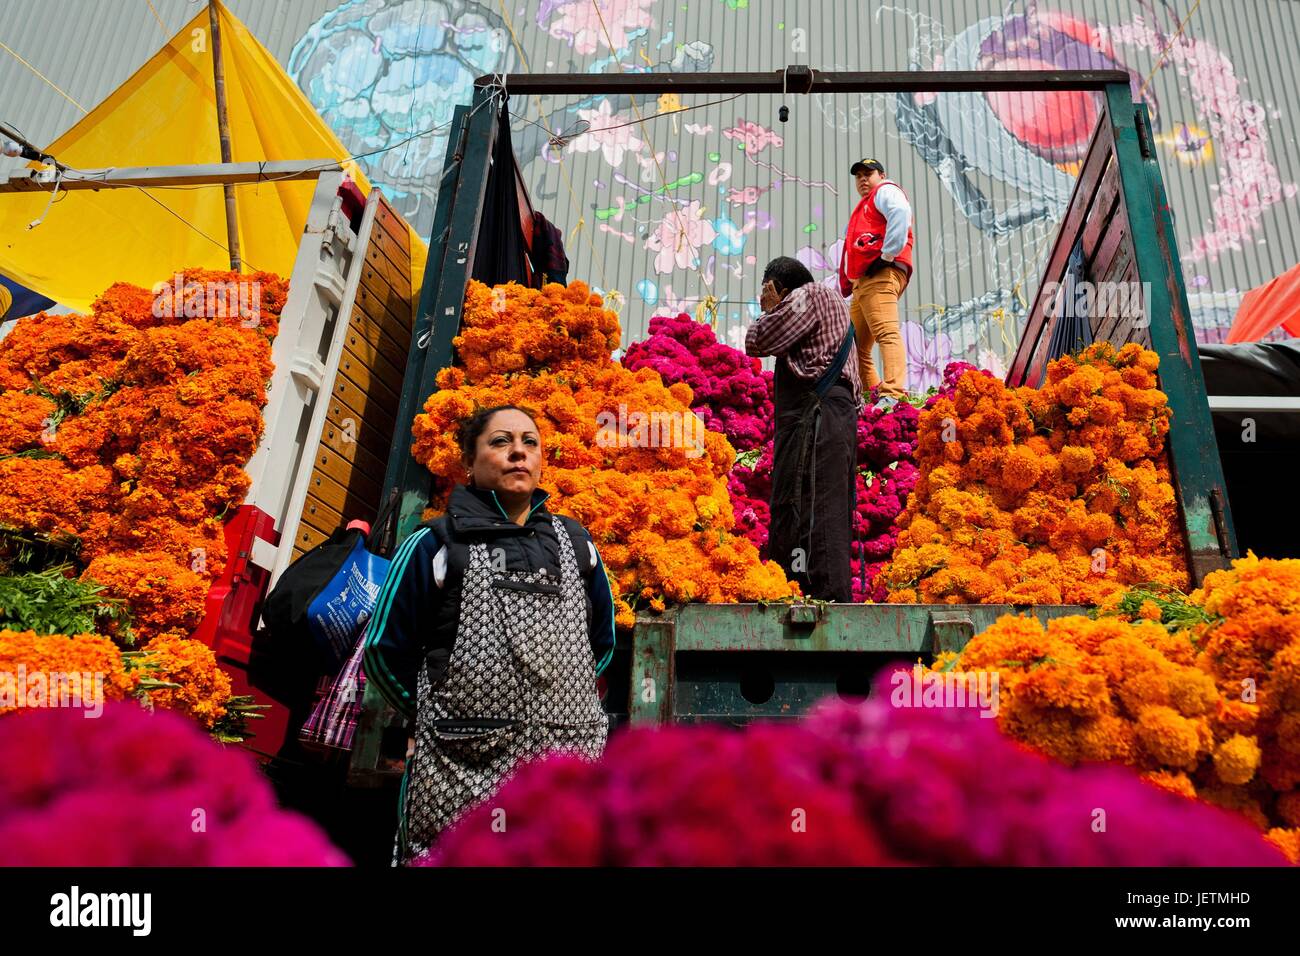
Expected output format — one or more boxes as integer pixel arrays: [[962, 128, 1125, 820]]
[[0, 269, 286, 638], [0, 270, 287, 736], [411, 281, 797, 626], [0, 627, 236, 732], [936, 554, 1300, 862], [882, 342, 1188, 604]]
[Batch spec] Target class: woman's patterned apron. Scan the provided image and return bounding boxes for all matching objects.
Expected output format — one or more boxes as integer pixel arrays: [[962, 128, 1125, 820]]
[[394, 515, 608, 864]]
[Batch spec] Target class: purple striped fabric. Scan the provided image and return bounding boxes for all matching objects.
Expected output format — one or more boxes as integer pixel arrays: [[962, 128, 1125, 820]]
[[299, 639, 367, 754]]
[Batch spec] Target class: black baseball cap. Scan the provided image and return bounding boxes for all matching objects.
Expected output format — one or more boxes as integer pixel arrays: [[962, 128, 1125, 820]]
[[850, 158, 885, 176]]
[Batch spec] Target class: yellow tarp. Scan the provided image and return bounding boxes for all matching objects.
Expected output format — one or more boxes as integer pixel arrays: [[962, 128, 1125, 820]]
[[0, 1, 426, 311]]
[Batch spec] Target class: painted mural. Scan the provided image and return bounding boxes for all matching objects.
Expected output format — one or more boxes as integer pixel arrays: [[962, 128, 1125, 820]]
[[290, 0, 1298, 384]]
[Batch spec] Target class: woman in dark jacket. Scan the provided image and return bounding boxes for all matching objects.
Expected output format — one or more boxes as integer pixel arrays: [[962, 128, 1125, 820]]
[[364, 405, 616, 864]]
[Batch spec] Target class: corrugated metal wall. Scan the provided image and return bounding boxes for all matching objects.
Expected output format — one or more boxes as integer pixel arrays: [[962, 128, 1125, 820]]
[[3, 1, 1298, 378]]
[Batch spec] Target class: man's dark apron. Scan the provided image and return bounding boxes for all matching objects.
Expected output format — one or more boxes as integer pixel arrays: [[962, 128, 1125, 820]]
[[768, 326, 858, 602]]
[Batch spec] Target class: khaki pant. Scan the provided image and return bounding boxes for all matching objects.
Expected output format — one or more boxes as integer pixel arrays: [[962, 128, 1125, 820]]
[[849, 267, 909, 399]]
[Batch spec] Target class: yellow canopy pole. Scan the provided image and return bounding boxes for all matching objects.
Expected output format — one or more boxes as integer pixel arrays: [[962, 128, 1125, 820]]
[[208, 0, 240, 271]]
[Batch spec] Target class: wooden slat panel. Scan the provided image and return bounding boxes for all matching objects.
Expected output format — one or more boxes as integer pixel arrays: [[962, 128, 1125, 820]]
[[319, 410, 394, 478], [343, 318, 406, 398], [1008, 101, 1113, 386], [369, 212, 413, 283], [1089, 196, 1129, 286], [363, 234, 410, 304], [309, 467, 378, 518], [1092, 241, 1135, 344], [314, 443, 383, 507], [338, 341, 402, 411], [328, 393, 397, 460], [374, 198, 411, 258], [332, 368, 398, 436], [354, 280, 410, 346], [348, 304, 409, 373], [1103, 261, 1144, 347], [293, 521, 332, 554], [1080, 161, 1120, 263], [328, 390, 396, 453], [300, 494, 345, 536], [1090, 232, 1134, 337], [358, 255, 409, 326], [322, 400, 396, 464]]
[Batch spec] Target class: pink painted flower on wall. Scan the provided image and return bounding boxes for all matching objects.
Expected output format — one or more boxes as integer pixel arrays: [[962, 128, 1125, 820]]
[[1101, 21, 1298, 264], [902, 322, 953, 393], [646, 202, 717, 275], [542, 0, 656, 56], [722, 119, 784, 154], [978, 347, 1007, 380], [567, 98, 644, 168]]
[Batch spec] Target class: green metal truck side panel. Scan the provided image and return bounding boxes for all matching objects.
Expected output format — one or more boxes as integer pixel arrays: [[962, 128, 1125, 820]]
[[1105, 87, 1237, 579]]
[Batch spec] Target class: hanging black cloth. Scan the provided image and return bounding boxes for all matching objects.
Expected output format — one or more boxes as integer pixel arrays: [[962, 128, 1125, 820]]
[[1046, 238, 1094, 361], [530, 211, 569, 287], [471, 100, 532, 287]]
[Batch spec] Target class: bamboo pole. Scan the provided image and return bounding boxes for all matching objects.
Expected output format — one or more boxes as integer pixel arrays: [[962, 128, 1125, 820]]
[[208, 0, 241, 271]]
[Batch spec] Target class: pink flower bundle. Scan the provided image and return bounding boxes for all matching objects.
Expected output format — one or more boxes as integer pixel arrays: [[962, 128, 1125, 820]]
[[727, 441, 773, 553], [0, 704, 349, 866], [420, 671, 1287, 866], [857, 397, 920, 471], [851, 459, 919, 601], [851, 400, 920, 601], [621, 313, 774, 452]]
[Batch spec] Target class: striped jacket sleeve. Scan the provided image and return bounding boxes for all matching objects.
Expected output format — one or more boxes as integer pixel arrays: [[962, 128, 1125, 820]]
[[363, 526, 439, 720]]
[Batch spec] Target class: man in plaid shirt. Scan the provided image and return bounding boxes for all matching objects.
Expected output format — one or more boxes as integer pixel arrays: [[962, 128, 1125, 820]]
[[746, 257, 861, 602]]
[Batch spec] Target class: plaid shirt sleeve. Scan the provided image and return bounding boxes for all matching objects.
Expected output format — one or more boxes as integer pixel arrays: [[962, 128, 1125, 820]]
[[745, 284, 820, 358]]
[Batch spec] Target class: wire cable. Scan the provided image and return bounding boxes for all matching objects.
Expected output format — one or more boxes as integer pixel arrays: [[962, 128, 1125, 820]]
[[0, 38, 87, 113], [495, 0, 611, 290], [588, 0, 717, 320]]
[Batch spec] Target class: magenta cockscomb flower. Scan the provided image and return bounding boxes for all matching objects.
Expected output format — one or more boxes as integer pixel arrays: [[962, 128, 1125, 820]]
[[803, 673, 1288, 867], [622, 313, 774, 452], [419, 673, 1287, 867], [419, 723, 890, 867], [0, 704, 349, 866]]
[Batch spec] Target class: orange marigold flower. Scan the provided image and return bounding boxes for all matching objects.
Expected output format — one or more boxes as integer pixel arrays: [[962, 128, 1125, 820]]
[[0, 391, 56, 457], [137, 634, 232, 729], [81, 553, 209, 645], [1213, 734, 1262, 786], [0, 629, 139, 716]]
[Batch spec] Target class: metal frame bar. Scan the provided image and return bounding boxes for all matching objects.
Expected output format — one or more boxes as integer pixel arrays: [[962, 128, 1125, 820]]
[[382, 90, 499, 543], [1206, 396, 1300, 413], [474, 68, 1131, 96], [1110, 94, 1237, 579], [0, 160, 340, 192], [628, 604, 1089, 725]]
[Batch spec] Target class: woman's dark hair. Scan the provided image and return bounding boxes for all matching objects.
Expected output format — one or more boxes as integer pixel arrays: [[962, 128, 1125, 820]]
[[457, 404, 541, 462], [762, 256, 816, 295]]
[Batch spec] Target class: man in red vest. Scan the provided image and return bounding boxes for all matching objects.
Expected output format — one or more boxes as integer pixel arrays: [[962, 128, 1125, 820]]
[[838, 158, 914, 405]]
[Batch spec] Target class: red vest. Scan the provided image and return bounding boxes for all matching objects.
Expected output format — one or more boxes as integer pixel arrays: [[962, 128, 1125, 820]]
[[838, 180, 914, 296]]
